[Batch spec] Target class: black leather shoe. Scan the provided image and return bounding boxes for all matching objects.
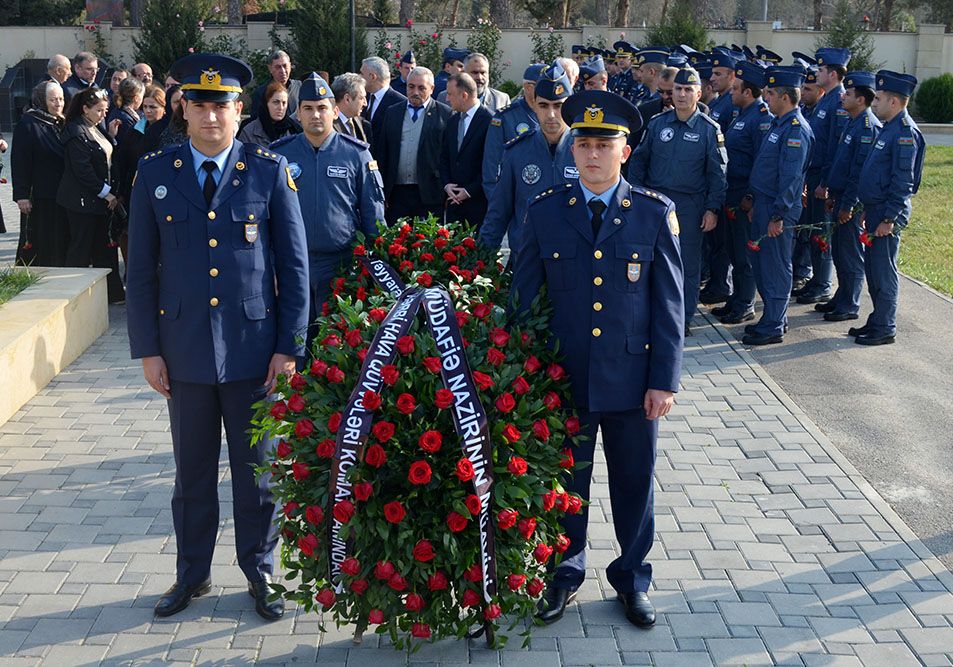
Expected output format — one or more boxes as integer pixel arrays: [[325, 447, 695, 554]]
[[814, 301, 837, 313], [745, 323, 788, 335], [699, 291, 729, 305], [848, 324, 872, 337], [824, 312, 859, 322], [796, 292, 832, 304], [742, 332, 783, 346], [710, 305, 732, 317], [155, 578, 212, 617], [684, 325, 692, 337], [617, 592, 656, 627], [791, 281, 810, 296], [855, 333, 895, 346], [720, 310, 755, 324], [248, 574, 285, 621], [536, 587, 576, 625]]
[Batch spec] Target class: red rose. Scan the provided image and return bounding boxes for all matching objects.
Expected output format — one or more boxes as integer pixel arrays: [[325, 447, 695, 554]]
[[464, 494, 481, 516], [362, 390, 382, 411], [463, 237, 476, 249], [434, 388, 454, 409], [411, 623, 431, 639], [461, 589, 481, 608], [357, 348, 368, 363], [502, 424, 521, 444], [322, 333, 341, 347], [292, 462, 310, 480], [270, 401, 288, 420], [512, 376, 531, 396], [489, 327, 510, 347], [565, 416, 581, 435], [328, 412, 342, 433], [290, 373, 307, 391], [416, 273, 433, 287], [434, 238, 448, 250], [747, 240, 761, 252], [533, 419, 551, 441], [455, 458, 475, 482], [544, 391, 562, 410], [399, 259, 413, 272], [473, 371, 495, 390], [523, 355, 542, 374], [534, 543, 554, 563], [408, 460, 432, 485], [384, 501, 406, 524], [484, 604, 502, 620], [497, 508, 518, 529], [404, 593, 425, 612], [567, 494, 583, 514], [345, 329, 363, 348], [341, 556, 361, 576], [464, 563, 482, 581], [316, 438, 335, 458], [275, 440, 292, 458], [396, 335, 415, 355], [542, 489, 558, 511], [305, 505, 324, 524], [495, 392, 516, 413], [283, 501, 299, 518], [422, 356, 442, 373], [420, 252, 434, 262], [372, 421, 395, 443], [472, 302, 491, 318], [456, 311, 471, 327], [412, 539, 435, 562], [418, 430, 443, 453], [368, 609, 385, 624], [546, 363, 566, 381], [381, 364, 400, 386], [427, 571, 448, 591], [298, 534, 319, 557], [294, 419, 314, 439], [353, 244, 366, 256], [315, 588, 335, 607], [286, 393, 305, 412], [374, 560, 395, 580], [368, 307, 387, 323], [507, 574, 526, 591], [527, 578, 545, 597], [396, 393, 416, 415], [364, 444, 387, 467], [333, 499, 355, 523], [556, 492, 571, 512], [518, 517, 536, 540], [353, 482, 373, 501], [309, 359, 328, 376], [555, 534, 571, 553], [326, 365, 345, 383], [560, 448, 575, 469], [388, 572, 408, 591], [486, 347, 506, 366], [442, 250, 457, 263], [447, 511, 469, 532]]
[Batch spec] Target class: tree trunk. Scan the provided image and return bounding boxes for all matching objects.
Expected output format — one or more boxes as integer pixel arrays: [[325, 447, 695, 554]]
[[130, 0, 144, 26], [399, 0, 416, 26], [813, 0, 823, 30], [594, 0, 610, 24], [562, 0, 572, 28], [227, 0, 242, 25], [614, 0, 629, 27], [489, 0, 511, 28], [448, 0, 461, 26], [880, 0, 894, 31]]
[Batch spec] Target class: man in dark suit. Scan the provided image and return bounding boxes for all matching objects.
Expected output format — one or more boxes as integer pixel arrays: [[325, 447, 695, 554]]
[[378, 66, 451, 224], [360, 56, 407, 158], [331, 72, 372, 144], [440, 72, 491, 228], [248, 50, 302, 118], [63, 51, 101, 102]]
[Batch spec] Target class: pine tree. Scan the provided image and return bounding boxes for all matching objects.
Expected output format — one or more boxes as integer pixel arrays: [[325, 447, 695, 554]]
[[132, 0, 212, 78], [287, 0, 369, 77], [815, 0, 881, 73]]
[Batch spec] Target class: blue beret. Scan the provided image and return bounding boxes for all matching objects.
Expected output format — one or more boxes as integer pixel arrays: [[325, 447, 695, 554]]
[[765, 66, 807, 88], [613, 41, 635, 57], [561, 89, 643, 137], [400, 50, 416, 64], [299, 72, 334, 102], [756, 45, 783, 64], [735, 61, 767, 88], [523, 63, 546, 82], [694, 60, 713, 80], [638, 46, 670, 65], [673, 67, 702, 86], [815, 47, 851, 68], [580, 56, 606, 81], [710, 49, 739, 70], [876, 69, 917, 97], [535, 62, 573, 101], [171, 53, 252, 102], [844, 71, 876, 91]]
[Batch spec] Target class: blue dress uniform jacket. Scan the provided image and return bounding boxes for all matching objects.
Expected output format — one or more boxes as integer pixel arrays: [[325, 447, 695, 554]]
[[126, 140, 311, 384], [482, 98, 539, 202], [479, 128, 576, 252], [708, 92, 738, 134], [813, 84, 849, 184]]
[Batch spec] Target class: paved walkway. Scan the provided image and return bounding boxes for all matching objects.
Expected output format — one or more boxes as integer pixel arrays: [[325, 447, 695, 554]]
[[3, 190, 953, 665]]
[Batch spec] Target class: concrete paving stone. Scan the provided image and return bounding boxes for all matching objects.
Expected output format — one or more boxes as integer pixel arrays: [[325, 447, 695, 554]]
[[738, 542, 795, 563], [692, 550, 747, 571], [900, 627, 953, 654], [728, 570, 787, 593], [808, 617, 874, 644], [680, 580, 741, 603], [42, 644, 109, 663], [774, 563, 833, 585], [900, 591, 953, 616], [813, 584, 876, 607], [801, 655, 864, 666], [706, 638, 773, 665], [718, 602, 782, 627], [853, 603, 922, 630], [667, 613, 730, 639], [650, 651, 713, 666]]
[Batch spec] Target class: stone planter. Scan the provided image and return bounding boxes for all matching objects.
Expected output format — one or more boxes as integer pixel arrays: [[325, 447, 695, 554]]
[[0, 267, 110, 425]]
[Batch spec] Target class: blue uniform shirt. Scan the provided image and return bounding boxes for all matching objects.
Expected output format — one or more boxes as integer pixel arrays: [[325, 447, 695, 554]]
[[805, 84, 845, 178], [858, 108, 925, 227], [827, 107, 882, 213], [482, 98, 539, 201], [190, 141, 230, 189], [724, 99, 773, 202], [629, 108, 728, 211], [479, 128, 576, 251], [749, 107, 815, 222], [270, 131, 384, 254], [708, 92, 738, 134]]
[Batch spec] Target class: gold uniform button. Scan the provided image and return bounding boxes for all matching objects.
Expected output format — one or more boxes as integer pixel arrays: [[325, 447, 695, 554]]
[[208, 238, 218, 248], [248, 214, 255, 221], [159, 309, 165, 315], [553, 252, 560, 259], [207, 211, 216, 220], [593, 302, 603, 311], [593, 276, 603, 286], [631, 252, 639, 259], [209, 297, 219, 307], [209, 268, 219, 277], [644, 343, 651, 350], [165, 215, 173, 222], [594, 250, 603, 259], [592, 328, 602, 337]]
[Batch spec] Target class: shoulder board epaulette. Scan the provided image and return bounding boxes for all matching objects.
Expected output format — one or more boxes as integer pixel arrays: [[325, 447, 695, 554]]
[[336, 132, 370, 150], [137, 148, 174, 169], [864, 115, 871, 128], [791, 118, 800, 126], [269, 134, 297, 150], [498, 102, 522, 115], [530, 183, 572, 203], [901, 116, 911, 127], [698, 113, 721, 130], [251, 145, 282, 161], [630, 185, 673, 208], [504, 130, 535, 149]]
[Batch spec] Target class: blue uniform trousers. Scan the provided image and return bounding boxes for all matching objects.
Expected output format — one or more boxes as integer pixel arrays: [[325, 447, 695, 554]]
[[306, 249, 351, 353], [862, 205, 901, 337], [750, 199, 795, 337], [553, 408, 657, 594], [829, 198, 866, 316], [168, 378, 278, 587], [660, 189, 704, 327], [723, 202, 756, 315], [801, 173, 833, 296], [702, 213, 732, 297]]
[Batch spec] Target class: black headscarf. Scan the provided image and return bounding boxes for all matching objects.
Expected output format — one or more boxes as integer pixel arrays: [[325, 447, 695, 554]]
[[257, 89, 302, 143]]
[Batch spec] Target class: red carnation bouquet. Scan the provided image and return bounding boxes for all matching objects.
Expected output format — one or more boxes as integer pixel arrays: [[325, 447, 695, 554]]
[[252, 217, 586, 649]]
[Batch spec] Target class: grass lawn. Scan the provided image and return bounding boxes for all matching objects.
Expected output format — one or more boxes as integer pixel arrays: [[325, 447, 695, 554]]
[[0, 267, 41, 306], [900, 145, 953, 296]]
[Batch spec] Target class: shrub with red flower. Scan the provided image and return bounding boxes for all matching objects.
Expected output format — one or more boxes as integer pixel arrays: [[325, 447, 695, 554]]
[[253, 217, 585, 649]]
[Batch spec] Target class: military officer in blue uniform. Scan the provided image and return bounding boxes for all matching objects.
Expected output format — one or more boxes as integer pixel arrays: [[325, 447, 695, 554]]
[[710, 61, 773, 325], [707, 49, 739, 133], [270, 73, 384, 337], [742, 66, 815, 345], [629, 67, 727, 335], [392, 49, 415, 97], [481, 64, 543, 203], [580, 55, 608, 91], [853, 70, 925, 345], [126, 53, 310, 620], [609, 41, 637, 99], [512, 90, 683, 629], [816, 71, 881, 323], [634, 47, 669, 103], [479, 63, 576, 255], [795, 47, 852, 305], [434, 47, 468, 98]]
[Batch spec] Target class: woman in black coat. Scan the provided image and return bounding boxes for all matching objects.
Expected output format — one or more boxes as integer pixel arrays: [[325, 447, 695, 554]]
[[57, 87, 125, 303], [12, 81, 68, 266]]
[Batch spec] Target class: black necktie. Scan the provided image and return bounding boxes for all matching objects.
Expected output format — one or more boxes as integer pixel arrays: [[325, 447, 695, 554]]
[[588, 199, 607, 238], [410, 105, 422, 122], [201, 161, 217, 207], [364, 94, 375, 120]]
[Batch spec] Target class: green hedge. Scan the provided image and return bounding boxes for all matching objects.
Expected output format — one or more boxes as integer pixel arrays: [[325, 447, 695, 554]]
[[915, 74, 953, 124]]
